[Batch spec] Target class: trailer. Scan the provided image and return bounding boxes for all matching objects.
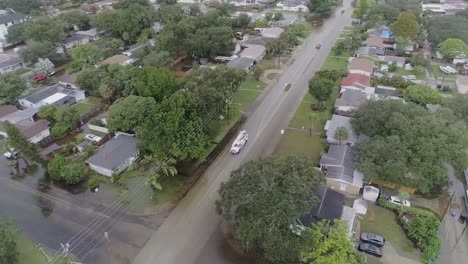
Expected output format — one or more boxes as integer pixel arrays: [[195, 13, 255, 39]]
[[230, 130, 248, 154]]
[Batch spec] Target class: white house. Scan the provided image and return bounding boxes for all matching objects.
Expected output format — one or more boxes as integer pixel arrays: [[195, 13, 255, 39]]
[[0, 53, 24, 74], [0, 10, 27, 48], [276, 0, 310, 12], [86, 134, 140, 177], [0, 105, 50, 144], [62, 34, 90, 49], [19, 82, 86, 109], [239, 44, 266, 62]]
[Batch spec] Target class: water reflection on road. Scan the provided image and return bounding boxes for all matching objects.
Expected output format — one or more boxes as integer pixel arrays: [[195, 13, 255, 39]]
[[0, 156, 156, 263]]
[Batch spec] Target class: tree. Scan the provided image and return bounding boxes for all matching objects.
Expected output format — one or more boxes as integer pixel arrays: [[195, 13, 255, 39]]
[[0, 0, 41, 14], [140, 91, 210, 160], [232, 14, 251, 30], [0, 219, 18, 264], [404, 84, 442, 105], [23, 17, 67, 43], [0, 74, 27, 104], [114, 0, 151, 9], [143, 51, 174, 68], [75, 68, 106, 96], [442, 94, 468, 123], [6, 23, 26, 44], [146, 156, 177, 190], [70, 44, 103, 72], [4, 122, 43, 164], [189, 26, 234, 58], [134, 67, 179, 102], [38, 105, 58, 120], [397, 191, 409, 216], [20, 41, 64, 65], [427, 15, 468, 46], [107, 95, 158, 133], [98, 64, 137, 100], [273, 12, 284, 21], [57, 10, 90, 30], [48, 155, 88, 184], [437, 38, 468, 60], [309, 78, 334, 109], [48, 154, 69, 182], [390, 11, 420, 40], [357, 0, 369, 19], [334, 127, 349, 144], [352, 100, 467, 193], [301, 220, 363, 264], [216, 155, 324, 264], [35, 58, 54, 74], [410, 53, 428, 67], [308, 0, 340, 16], [265, 13, 273, 21]]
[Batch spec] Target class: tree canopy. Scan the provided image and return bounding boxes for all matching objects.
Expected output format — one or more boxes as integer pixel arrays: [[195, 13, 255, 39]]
[[6, 23, 26, 44], [20, 41, 64, 65], [427, 15, 468, 46], [5, 122, 43, 164], [107, 95, 158, 133], [216, 155, 324, 264], [134, 67, 180, 102], [0, 74, 27, 104], [0, 0, 41, 14], [23, 17, 67, 43], [442, 94, 468, 124], [437, 38, 468, 60], [48, 154, 88, 185], [70, 44, 104, 72], [404, 84, 442, 105], [0, 218, 18, 264], [352, 100, 467, 193], [308, 0, 340, 16], [309, 77, 334, 109], [143, 51, 174, 68], [390, 11, 420, 40], [300, 220, 363, 264]]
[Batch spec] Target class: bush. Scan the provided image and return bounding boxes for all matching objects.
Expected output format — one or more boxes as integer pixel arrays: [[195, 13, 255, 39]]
[[51, 121, 73, 137], [90, 118, 104, 127], [87, 178, 100, 190]]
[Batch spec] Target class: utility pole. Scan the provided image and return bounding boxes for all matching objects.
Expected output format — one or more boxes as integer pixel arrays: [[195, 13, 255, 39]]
[[36, 244, 52, 264]]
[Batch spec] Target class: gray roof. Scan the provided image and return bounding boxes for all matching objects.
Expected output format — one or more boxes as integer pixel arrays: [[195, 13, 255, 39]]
[[384, 55, 405, 63], [0, 12, 26, 24], [63, 34, 87, 44], [242, 35, 267, 46], [325, 115, 358, 144], [374, 85, 401, 97], [21, 82, 80, 104], [301, 186, 344, 226], [239, 44, 266, 61], [0, 53, 22, 68], [86, 134, 138, 170], [320, 145, 362, 186], [227, 57, 255, 70], [335, 89, 369, 108], [0, 107, 38, 124], [76, 28, 102, 37]]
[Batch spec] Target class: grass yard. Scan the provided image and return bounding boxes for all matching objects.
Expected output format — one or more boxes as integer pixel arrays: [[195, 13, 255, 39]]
[[322, 56, 349, 70], [72, 103, 95, 115], [360, 205, 420, 261], [394, 67, 426, 80], [13, 68, 31, 76], [431, 64, 457, 80]]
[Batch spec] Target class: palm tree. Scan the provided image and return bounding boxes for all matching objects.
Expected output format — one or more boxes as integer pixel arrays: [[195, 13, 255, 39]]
[[146, 156, 177, 191], [334, 126, 349, 145], [398, 191, 410, 216], [306, 113, 320, 136]]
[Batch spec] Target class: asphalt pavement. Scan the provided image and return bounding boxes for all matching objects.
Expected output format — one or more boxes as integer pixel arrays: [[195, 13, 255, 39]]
[[133, 3, 354, 264]]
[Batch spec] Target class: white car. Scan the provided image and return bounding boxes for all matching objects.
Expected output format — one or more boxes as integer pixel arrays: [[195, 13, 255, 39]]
[[402, 75, 416, 80], [3, 148, 17, 159], [389, 196, 411, 207], [85, 134, 102, 142], [439, 65, 457, 74], [230, 130, 248, 154]]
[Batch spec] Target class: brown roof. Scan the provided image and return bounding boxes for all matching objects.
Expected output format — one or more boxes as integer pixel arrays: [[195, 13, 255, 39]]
[[340, 74, 371, 87], [0, 105, 18, 119], [364, 36, 384, 48], [99, 55, 130, 65], [348, 58, 374, 74], [16, 119, 50, 139]]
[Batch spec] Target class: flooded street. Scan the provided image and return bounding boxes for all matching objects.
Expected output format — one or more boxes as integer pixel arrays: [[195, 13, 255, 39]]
[[0, 155, 158, 263]]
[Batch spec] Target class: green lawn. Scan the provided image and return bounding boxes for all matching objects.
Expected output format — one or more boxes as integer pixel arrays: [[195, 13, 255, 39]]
[[13, 68, 31, 76], [322, 56, 349, 70], [394, 67, 426, 80], [431, 64, 457, 80], [360, 205, 420, 261]]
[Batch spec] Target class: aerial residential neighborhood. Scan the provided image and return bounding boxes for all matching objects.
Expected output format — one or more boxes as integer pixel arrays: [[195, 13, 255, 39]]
[[0, 0, 467, 264]]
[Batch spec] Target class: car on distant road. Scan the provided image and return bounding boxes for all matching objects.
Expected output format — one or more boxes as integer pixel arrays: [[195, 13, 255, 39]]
[[341, 9, 345, 13], [358, 243, 383, 257], [85, 134, 102, 143], [385, 194, 411, 207], [315, 44, 321, 49], [360, 232, 385, 247]]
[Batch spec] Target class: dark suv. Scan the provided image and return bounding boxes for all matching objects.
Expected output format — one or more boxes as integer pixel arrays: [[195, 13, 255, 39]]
[[360, 232, 385, 247], [358, 243, 383, 257]]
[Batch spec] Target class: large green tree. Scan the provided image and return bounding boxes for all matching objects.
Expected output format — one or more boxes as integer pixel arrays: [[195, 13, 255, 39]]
[[188, 26, 234, 58], [23, 17, 67, 43], [6, 23, 26, 44], [216, 155, 324, 264], [0, 0, 41, 14], [309, 78, 334, 109], [437, 38, 468, 60], [107, 95, 158, 133], [75, 68, 106, 96], [404, 84, 442, 105], [20, 41, 64, 64], [300, 220, 363, 264], [143, 51, 174, 68], [352, 100, 467, 193], [4, 122, 43, 165], [308, 0, 340, 16], [48, 154, 88, 185], [427, 15, 468, 46], [134, 67, 179, 102], [57, 10, 90, 30], [0, 219, 18, 264], [390, 11, 420, 40], [70, 44, 103, 72], [442, 94, 468, 124], [0, 74, 27, 104]]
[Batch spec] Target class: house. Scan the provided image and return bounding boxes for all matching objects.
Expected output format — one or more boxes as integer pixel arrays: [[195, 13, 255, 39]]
[[239, 44, 266, 62], [82, 0, 117, 12], [456, 75, 468, 94], [276, 0, 310, 12], [230, 0, 257, 6], [242, 35, 268, 46], [227, 57, 255, 72], [300, 186, 345, 226], [324, 114, 358, 145], [383, 56, 405, 68], [367, 27, 394, 43], [335, 89, 370, 116], [177, 0, 200, 3], [357, 46, 384, 59], [75, 28, 105, 41], [62, 34, 89, 49], [86, 134, 139, 177], [422, 2, 468, 14], [0, 53, 24, 74], [364, 36, 385, 49], [254, 27, 284, 40], [320, 144, 364, 195], [374, 85, 402, 99], [340, 73, 372, 91], [19, 82, 86, 109], [0, 105, 50, 144], [98, 55, 133, 66], [348, 58, 374, 76], [0, 10, 27, 47]]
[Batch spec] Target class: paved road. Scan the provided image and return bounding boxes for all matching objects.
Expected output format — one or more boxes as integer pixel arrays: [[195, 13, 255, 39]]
[[423, 40, 437, 89], [133, 3, 353, 264], [437, 165, 468, 264]]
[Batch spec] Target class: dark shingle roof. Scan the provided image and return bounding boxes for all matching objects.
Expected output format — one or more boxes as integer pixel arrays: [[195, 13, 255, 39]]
[[21, 83, 78, 104], [227, 57, 255, 70], [320, 145, 355, 184], [86, 135, 138, 170], [335, 89, 369, 108], [63, 34, 87, 45], [16, 119, 50, 139], [301, 186, 344, 226], [0, 13, 26, 25]]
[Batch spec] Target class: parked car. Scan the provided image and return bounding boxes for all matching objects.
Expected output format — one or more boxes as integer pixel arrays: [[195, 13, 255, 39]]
[[358, 243, 383, 257], [315, 44, 322, 49], [440, 65, 457, 74], [85, 134, 102, 143], [3, 148, 18, 159], [402, 75, 416, 80], [33, 74, 47, 82], [230, 130, 248, 154], [385, 194, 411, 207], [360, 232, 385, 247]]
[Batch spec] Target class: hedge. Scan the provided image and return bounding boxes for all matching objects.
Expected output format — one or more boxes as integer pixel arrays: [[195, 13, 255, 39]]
[[378, 197, 441, 263]]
